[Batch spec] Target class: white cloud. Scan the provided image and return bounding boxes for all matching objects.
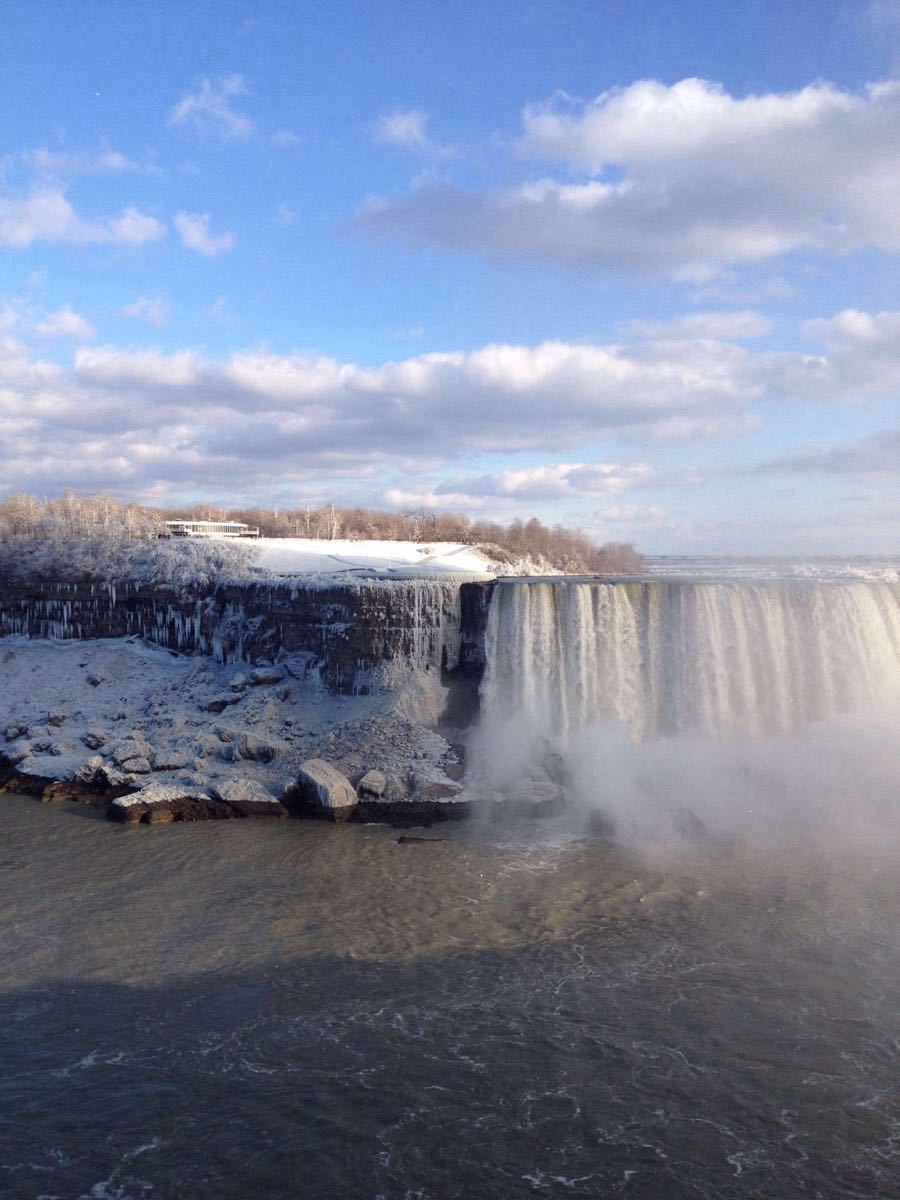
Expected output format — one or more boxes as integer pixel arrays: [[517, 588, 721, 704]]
[[372, 109, 453, 156], [34, 307, 95, 340], [122, 296, 171, 328], [431, 462, 655, 501], [361, 77, 900, 279], [168, 75, 254, 141], [173, 211, 235, 256], [0, 189, 165, 248], [24, 146, 161, 177], [0, 308, 896, 525], [275, 202, 297, 227], [626, 311, 772, 340]]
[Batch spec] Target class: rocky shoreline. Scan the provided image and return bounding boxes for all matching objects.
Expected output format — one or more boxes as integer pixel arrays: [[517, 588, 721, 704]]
[[0, 635, 475, 830]]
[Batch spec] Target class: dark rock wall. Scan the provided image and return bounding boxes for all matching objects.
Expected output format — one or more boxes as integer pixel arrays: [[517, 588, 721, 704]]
[[0, 574, 494, 694]]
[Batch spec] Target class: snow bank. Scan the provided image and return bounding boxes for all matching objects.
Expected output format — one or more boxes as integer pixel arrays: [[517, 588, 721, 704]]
[[0, 536, 497, 590]]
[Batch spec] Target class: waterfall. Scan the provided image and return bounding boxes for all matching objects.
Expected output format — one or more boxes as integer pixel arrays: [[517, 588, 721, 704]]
[[481, 579, 900, 747]]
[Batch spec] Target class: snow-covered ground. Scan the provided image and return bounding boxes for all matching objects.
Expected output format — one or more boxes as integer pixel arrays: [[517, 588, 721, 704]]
[[0, 636, 463, 805], [0, 536, 504, 591], [253, 538, 497, 577]]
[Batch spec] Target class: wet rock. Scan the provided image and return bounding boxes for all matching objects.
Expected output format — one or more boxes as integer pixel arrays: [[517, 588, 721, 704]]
[[357, 768, 387, 798], [2, 771, 54, 796], [146, 806, 175, 824], [287, 758, 358, 821], [250, 666, 285, 685], [396, 834, 445, 844], [211, 779, 288, 818], [42, 779, 110, 805], [108, 784, 237, 824], [231, 732, 283, 763]]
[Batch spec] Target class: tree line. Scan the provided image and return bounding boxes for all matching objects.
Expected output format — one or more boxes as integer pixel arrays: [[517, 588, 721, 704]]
[[0, 490, 646, 574]]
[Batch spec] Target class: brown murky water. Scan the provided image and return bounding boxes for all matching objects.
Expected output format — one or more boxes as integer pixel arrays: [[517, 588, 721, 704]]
[[1, 793, 898, 1199]]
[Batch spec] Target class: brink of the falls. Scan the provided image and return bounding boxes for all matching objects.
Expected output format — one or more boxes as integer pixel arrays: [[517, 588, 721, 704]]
[[474, 579, 900, 832]]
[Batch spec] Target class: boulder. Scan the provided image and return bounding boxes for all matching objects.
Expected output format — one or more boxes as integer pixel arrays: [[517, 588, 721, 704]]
[[250, 666, 285, 685], [46, 710, 67, 728], [82, 730, 107, 750], [287, 758, 358, 821], [108, 784, 237, 824], [3, 741, 32, 767], [75, 755, 104, 783], [231, 732, 283, 763], [151, 748, 192, 771], [86, 672, 106, 687], [409, 773, 464, 804], [111, 739, 154, 768], [4, 725, 26, 742], [357, 768, 387, 798], [207, 694, 241, 713], [119, 756, 152, 775], [42, 779, 111, 805], [212, 779, 288, 818]]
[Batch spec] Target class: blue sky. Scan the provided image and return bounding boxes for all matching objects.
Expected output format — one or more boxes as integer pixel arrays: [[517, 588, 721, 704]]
[[1, 0, 898, 553]]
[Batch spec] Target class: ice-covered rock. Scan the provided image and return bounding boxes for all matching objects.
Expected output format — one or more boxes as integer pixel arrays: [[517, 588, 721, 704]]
[[230, 732, 283, 763], [250, 666, 285, 685], [207, 694, 241, 713], [211, 779, 288, 818], [75, 755, 104, 783], [108, 783, 234, 824], [5, 725, 26, 742], [151, 748, 192, 771], [357, 768, 387, 798], [111, 739, 154, 768], [82, 730, 107, 750], [47, 710, 67, 727], [2, 740, 32, 767], [120, 756, 152, 775], [288, 758, 358, 821]]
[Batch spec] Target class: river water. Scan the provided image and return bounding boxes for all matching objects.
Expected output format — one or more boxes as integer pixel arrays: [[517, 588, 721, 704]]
[[1, 791, 898, 1199]]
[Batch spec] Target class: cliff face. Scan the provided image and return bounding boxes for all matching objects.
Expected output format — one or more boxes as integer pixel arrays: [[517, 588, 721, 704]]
[[0, 572, 495, 694]]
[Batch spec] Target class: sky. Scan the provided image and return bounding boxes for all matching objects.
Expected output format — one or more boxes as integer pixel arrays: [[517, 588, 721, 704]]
[[1, 0, 898, 554]]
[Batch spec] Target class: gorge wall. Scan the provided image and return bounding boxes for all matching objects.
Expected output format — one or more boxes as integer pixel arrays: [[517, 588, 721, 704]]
[[0, 569, 495, 694]]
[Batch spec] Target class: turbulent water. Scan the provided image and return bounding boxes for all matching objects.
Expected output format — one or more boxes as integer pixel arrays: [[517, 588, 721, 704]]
[[1, 798, 899, 1200], [2, 569, 900, 1198]]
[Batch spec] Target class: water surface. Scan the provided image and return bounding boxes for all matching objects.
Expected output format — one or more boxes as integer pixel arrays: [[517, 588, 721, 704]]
[[1, 793, 897, 1199]]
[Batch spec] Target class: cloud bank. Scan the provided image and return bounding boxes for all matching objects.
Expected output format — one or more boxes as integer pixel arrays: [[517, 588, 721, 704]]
[[361, 78, 900, 279]]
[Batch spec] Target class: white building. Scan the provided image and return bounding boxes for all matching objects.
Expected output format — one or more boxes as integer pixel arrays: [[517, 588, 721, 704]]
[[163, 519, 260, 539]]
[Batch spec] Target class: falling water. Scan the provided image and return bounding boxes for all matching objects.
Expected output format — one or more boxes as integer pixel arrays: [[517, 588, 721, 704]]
[[481, 578, 900, 744]]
